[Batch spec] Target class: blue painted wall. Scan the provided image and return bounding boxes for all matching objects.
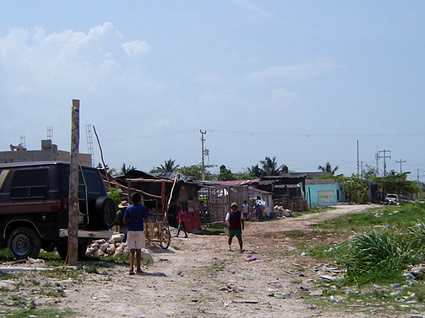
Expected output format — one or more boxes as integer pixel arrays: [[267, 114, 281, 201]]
[[305, 183, 342, 207]]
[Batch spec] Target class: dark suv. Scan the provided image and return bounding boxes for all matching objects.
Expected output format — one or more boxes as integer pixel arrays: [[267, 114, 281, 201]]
[[0, 161, 115, 259]]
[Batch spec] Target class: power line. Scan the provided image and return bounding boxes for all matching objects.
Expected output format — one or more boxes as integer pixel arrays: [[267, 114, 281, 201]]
[[102, 128, 425, 143], [207, 129, 425, 138], [396, 158, 406, 174]]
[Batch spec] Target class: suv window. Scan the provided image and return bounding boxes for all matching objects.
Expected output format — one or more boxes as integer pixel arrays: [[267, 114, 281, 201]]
[[11, 168, 48, 199], [60, 167, 103, 195], [79, 170, 101, 194]]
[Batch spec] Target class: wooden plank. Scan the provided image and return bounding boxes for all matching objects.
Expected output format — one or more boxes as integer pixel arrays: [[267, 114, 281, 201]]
[[126, 178, 174, 183]]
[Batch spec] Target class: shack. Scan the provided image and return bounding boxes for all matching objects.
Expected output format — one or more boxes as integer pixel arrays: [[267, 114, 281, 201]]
[[104, 170, 202, 231], [250, 174, 307, 211], [199, 180, 273, 223]]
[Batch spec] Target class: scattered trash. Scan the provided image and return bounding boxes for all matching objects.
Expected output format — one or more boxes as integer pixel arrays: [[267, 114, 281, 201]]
[[320, 275, 337, 281], [245, 255, 257, 262], [309, 290, 323, 297], [232, 300, 258, 304]]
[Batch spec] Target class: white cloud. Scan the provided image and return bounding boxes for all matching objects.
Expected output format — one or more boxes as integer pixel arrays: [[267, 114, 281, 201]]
[[122, 40, 151, 56], [233, 0, 272, 18], [0, 22, 152, 96], [248, 58, 340, 82], [264, 88, 297, 108]]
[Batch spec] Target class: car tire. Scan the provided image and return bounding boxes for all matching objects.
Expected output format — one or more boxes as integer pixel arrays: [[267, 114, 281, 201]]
[[8, 227, 41, 259], [95, 197, 116, 229]]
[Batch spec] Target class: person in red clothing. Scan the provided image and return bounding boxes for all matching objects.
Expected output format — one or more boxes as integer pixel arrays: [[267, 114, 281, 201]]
[[176, 207, 188, 238], [225, 202, 245, 252]]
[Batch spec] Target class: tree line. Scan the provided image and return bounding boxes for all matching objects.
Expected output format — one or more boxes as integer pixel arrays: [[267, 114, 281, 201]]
[[118, 157, 339, 181], [104, 158, 422, 203]]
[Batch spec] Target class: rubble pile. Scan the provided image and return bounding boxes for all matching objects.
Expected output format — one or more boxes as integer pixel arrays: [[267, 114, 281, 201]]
[[273, 205, 294, 217], [85, 233, 154, 263], [85, 233, 128, 258]]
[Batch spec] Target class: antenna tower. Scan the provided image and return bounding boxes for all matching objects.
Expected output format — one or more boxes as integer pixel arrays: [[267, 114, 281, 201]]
[[85, 124, 95, 166], [47, 126, 53, 140], [20, 135, 26, 148]]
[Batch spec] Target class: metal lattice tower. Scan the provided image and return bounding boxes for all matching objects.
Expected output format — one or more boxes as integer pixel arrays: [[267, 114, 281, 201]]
[[85, 124, 95, 166], [20, 135, 26, 148], [47, 126, 53, 140]]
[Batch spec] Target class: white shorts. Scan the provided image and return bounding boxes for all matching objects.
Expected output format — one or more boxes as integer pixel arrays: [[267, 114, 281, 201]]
[[127, 231, 145, 249]]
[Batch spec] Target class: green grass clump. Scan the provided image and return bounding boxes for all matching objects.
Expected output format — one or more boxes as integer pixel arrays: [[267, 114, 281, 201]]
[[408, 222, 425, 251], [342, 230, 414, 285], [315, 202, 425, 232]]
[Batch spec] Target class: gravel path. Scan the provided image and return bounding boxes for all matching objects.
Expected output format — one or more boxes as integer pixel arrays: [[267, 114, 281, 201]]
[[63, 204, 391, 318]]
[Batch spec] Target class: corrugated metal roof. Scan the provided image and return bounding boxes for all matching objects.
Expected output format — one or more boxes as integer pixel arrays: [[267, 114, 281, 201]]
[[214, 179, 259, 186]]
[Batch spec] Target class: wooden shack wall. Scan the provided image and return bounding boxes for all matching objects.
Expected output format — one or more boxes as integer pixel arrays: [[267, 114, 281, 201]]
[[200, 185, 272, 223]]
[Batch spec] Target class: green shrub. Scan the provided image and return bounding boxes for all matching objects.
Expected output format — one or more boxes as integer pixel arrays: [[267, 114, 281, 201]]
[[343, 230, 414, 284], [107, 187, 121, 208], [408, 222, 425, 250]]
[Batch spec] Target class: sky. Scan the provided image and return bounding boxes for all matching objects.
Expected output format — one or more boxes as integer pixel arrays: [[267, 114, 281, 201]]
[[1, 1, 424, 179]]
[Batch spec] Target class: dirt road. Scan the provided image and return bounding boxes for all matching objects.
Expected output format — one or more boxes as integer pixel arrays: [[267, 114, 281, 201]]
[[63, 204, 382, 318]]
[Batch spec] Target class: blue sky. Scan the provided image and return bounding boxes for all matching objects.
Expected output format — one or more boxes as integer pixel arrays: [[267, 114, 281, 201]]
[[1, 1, 424, 179]]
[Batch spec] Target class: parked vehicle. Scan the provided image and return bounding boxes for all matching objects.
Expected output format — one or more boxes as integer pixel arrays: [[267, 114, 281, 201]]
[[399, 195, 409, 203], [0, 161, 115, 259], [384, 193, 399, 205]]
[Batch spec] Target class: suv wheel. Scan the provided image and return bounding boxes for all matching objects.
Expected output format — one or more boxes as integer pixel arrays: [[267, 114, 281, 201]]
[[95, 197, 116, 229], [8, 227, 41, 259]]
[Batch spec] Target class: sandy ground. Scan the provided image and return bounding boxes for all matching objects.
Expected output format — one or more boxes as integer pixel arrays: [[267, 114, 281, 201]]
[[62, 204, 395, 318]]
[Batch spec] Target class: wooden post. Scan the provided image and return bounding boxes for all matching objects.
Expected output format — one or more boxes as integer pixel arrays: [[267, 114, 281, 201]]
[[68, 99, 80, 265], [164, 173, 179, 223], [161, 181, 166, 218]]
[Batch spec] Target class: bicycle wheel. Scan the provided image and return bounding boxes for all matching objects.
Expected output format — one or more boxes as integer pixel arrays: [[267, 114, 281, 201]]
[[159, 227, 171, 249]]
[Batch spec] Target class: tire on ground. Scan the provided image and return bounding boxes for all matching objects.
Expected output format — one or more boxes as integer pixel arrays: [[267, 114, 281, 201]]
[[95, 197, 116, 229], [7, 227, 41, 259]]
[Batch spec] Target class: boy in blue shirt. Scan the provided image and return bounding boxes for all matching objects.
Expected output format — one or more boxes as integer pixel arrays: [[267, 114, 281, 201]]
[[123, 192, 149, 275]]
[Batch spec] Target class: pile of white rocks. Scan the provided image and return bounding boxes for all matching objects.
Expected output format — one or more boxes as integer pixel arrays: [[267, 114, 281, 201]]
[[85, 233, 154, 263], [273, 205, 294, 217], [85, 233, 127, 258]]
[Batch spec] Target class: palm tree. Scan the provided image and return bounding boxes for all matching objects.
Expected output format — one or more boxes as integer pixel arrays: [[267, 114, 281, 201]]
[[156, 159, 179, 173], [260, 156, 287, 176], [248, 164, 263, 178], [120, 163, 137, 175], [318, 162, 339, 175]]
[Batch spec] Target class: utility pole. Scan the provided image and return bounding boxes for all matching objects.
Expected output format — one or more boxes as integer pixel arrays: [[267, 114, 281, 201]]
[[396, 159, 406, 174], [356, 139, 360, 176], [200, 130, 207, 181], [377, 149, 391, 176], [375, 146, 379, 176], [68, 99, 80, 265]]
